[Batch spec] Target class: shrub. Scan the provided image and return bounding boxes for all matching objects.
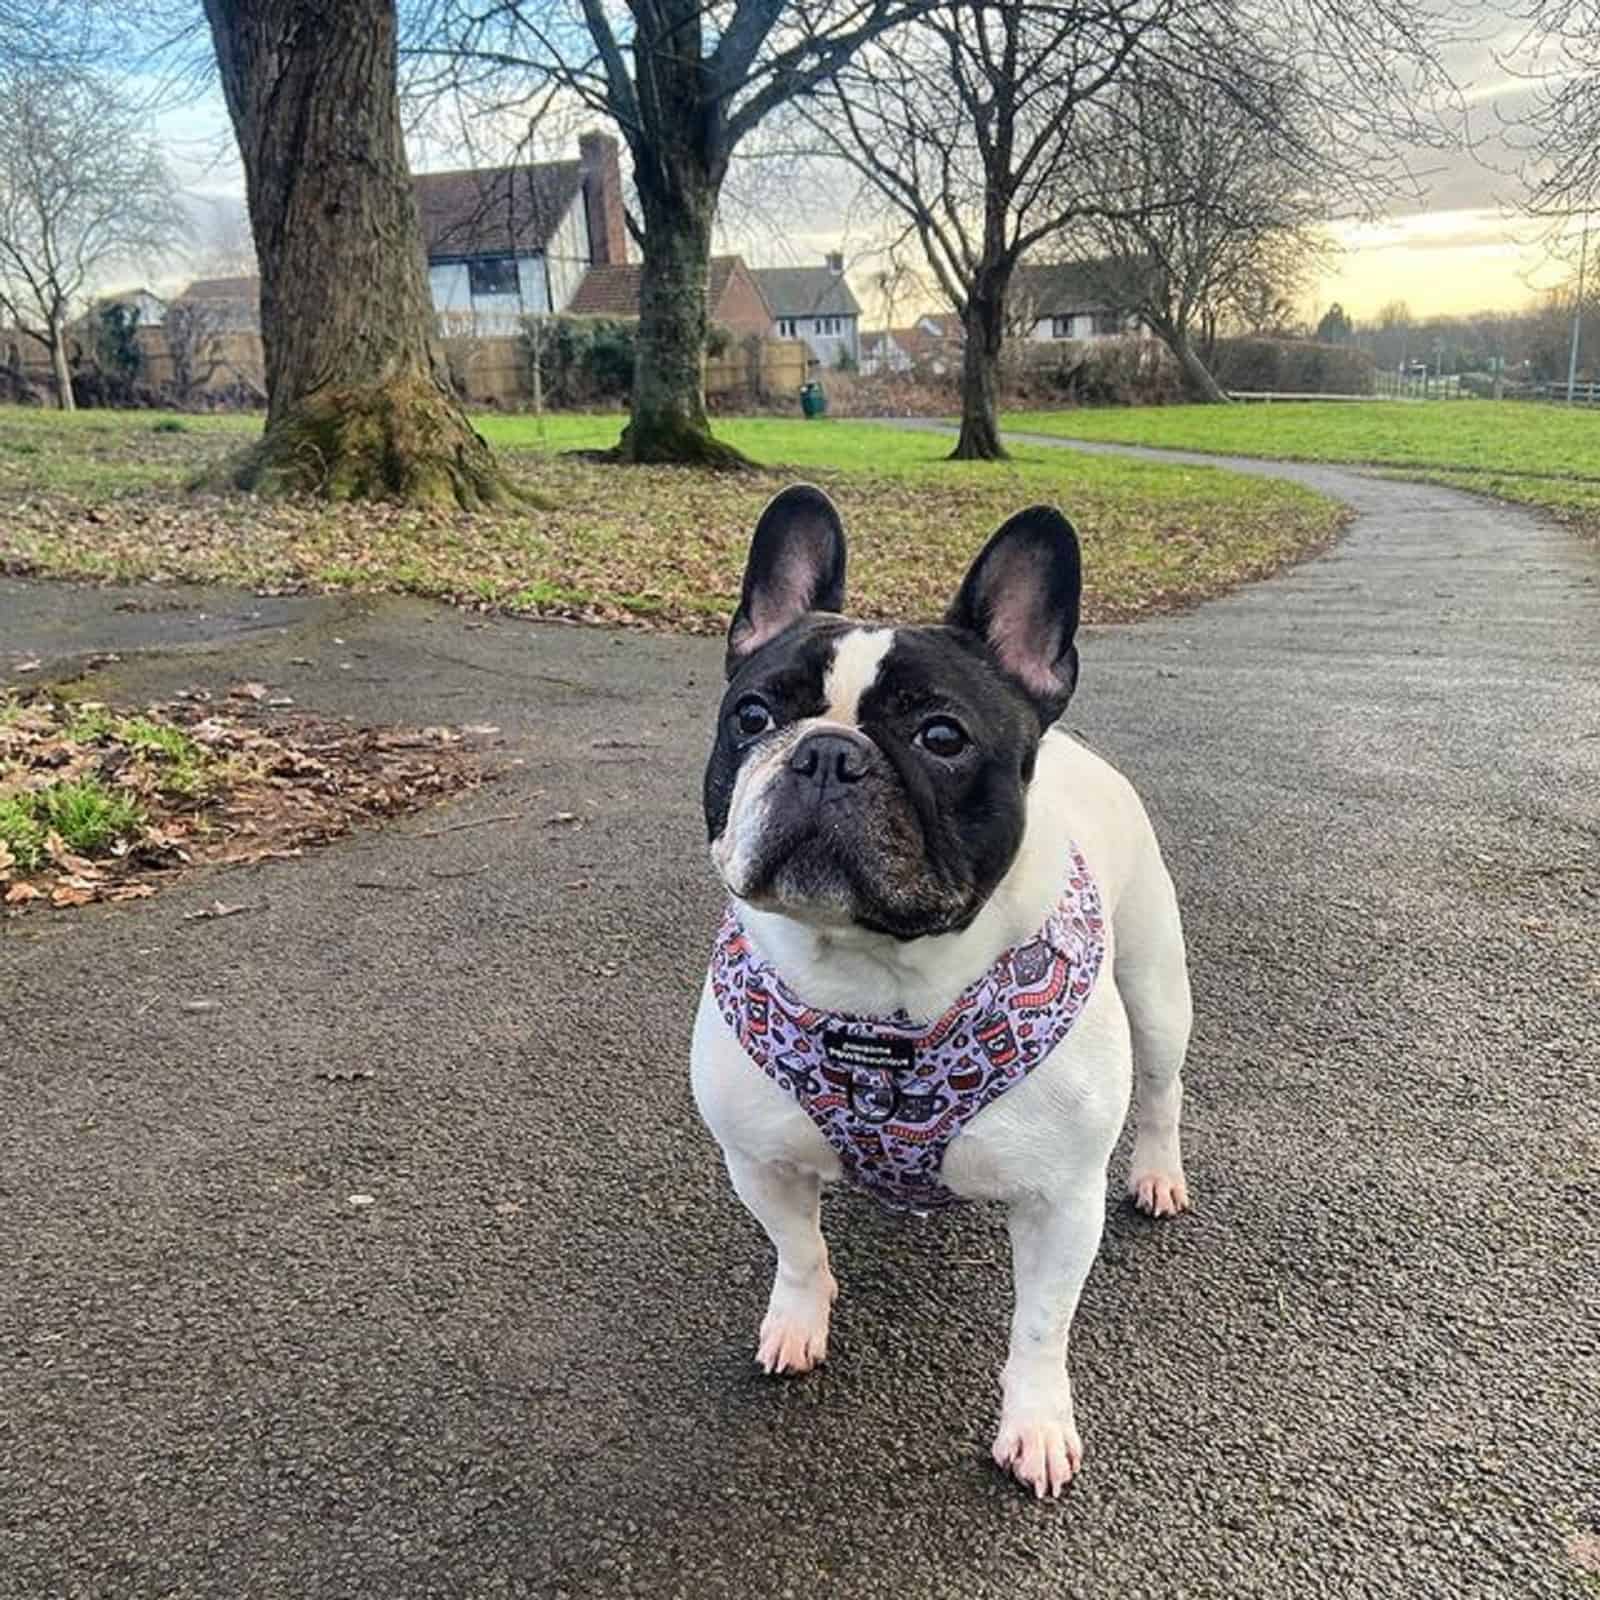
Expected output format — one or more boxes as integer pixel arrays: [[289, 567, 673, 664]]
[[1009, 336, 1183, 407], [1208, 338, 1376, 396], [519, 315, 639, 408]]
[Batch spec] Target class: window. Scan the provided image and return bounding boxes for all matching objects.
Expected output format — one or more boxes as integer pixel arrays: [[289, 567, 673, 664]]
[[778, 318, 797, 337], [1050, 315, 1074, 340], [468, 256, 520, 297]]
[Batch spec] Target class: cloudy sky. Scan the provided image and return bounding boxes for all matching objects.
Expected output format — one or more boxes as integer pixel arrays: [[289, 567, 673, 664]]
[[154, 3, 1583, 325]]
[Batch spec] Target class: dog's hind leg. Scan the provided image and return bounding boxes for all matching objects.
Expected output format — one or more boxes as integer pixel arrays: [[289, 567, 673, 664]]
[[724, 1154, 838, 1375], [1113, 835, 1193, 1217]]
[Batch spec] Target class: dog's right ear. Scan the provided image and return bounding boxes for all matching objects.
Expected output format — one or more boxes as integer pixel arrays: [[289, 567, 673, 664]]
[[726, 483, 848, 676]]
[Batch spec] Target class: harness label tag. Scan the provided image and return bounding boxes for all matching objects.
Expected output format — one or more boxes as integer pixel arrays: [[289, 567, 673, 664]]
[[822, 1031, 915, 1075]]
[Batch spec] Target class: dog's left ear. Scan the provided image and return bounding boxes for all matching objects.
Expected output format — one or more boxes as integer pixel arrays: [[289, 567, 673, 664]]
[[946, 505, 1082, 726], [727, 483, 848, 675]]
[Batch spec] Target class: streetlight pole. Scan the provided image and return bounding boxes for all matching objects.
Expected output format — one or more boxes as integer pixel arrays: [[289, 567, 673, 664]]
[[1566, 209, 1590, 405]]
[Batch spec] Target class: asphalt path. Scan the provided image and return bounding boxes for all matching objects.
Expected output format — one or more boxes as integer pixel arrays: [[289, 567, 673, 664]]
[[2, 433, 1597, 1599]]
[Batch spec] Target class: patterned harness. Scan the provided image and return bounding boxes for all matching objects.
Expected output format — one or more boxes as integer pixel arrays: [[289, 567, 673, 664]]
[[707, 844, 1107, 1212]]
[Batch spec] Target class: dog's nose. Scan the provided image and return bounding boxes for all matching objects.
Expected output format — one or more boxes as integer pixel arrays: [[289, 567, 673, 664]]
[[788, 730, 870, 788]]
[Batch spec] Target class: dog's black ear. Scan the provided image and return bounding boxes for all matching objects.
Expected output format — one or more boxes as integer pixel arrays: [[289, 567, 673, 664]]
[[946, 505, 1082, 726], [727, 483, 848, 675]]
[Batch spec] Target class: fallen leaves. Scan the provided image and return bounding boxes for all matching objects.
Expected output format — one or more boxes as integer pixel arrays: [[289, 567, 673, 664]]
[[1, 688, 490, 915], [0, 415, 1348, 635]]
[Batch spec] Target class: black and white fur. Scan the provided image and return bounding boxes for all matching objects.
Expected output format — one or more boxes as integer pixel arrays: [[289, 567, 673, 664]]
[[692, 484, 1192, 1499]]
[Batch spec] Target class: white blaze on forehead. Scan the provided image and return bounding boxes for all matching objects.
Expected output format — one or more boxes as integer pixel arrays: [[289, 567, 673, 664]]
[[822, 628, 895, 727]]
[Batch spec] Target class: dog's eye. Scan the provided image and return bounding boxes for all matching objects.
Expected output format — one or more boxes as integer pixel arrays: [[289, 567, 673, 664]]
[[917, 716, 968, 759], [733, 696, 775, 739]]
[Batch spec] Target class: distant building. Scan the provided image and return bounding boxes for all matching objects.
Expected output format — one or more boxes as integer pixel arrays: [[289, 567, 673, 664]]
[[861, 313, 964, 377], [171, 132, 632, 337], [1010, 260, 1146, 342], [417, 131, 627, 332], [568, 253, 773, 338], [751, 254, 862, 366], [171, 275, 260, 332]]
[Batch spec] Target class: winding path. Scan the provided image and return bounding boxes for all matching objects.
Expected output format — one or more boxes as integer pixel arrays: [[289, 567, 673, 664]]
[[2, 432, 1597, 1599]]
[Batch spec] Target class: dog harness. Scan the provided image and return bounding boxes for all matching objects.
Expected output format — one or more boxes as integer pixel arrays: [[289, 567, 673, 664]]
[[708, 843, 1106, 1212]]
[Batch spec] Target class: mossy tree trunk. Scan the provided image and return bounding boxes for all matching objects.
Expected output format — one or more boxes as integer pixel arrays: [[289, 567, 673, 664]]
[[621, 154, 747, 467], [613, 13, 747, 469], [201, 0, 514, 507]]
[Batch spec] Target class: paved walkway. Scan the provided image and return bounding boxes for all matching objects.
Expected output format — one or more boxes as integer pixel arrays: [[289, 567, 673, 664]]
[[2, 436, 1597, 1599]]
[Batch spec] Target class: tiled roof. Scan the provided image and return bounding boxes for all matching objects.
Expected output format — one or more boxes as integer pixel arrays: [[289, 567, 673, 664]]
[[1011, 259, 1137, 314], [751, 266, 861, 318], [177, 275, 259, 303], [568, 256, 764, 318], [413, 160, 583, 259]]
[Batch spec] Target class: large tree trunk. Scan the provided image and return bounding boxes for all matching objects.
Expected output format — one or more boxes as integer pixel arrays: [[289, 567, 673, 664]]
[[609, 2, 747, 469], [200, 0, 514, 507], [620, 162, 745, 467], [951, 260, 1013, 461], [48, 316, 74, 413]]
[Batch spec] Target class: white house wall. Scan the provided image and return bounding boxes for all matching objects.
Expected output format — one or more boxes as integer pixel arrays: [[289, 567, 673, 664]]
[[1029, 313, 1147, 342], [543, 196, 590, 313], [779, 315, 861, 367], [516, 256, 548, 315], [430, 263, 472, 317], [430, 255, 550, 334]]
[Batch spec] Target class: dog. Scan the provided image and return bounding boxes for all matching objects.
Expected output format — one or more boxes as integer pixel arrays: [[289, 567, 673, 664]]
[[690, 484, 1192, 1500]]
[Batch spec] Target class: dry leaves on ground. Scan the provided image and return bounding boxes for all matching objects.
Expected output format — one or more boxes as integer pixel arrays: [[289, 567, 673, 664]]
[[0, 688, 490, 913]]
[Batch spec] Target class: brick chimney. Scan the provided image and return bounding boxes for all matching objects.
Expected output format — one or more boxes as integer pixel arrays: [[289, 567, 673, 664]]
[[826, 251, 845, 276], [579, 131, 628, 267]]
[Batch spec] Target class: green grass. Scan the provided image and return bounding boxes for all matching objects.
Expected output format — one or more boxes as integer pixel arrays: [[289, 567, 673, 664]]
[[0, 778, 145, 867], [0, 406, 1348, 630], [1001, 401, 1600, 538], [29, 701, 218, 804]]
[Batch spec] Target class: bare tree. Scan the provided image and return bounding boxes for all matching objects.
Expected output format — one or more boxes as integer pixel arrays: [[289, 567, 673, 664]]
[[413, 0, 938, 465], [1509, 0, 1600, 222], [165, 297, 267, 405], [1057, 59, 1326, 401], [0, 67, 184, 411], [200, 0, 514, 507], [820, 0, 1463, 450], [817, 0, 1172, 459]]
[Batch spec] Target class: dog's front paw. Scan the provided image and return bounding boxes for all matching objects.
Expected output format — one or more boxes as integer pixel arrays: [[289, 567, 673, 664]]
[[992, 1393, 1082, 1500], [755, 1264, 838, 1376], [1127, 1165, 1190, 1218]]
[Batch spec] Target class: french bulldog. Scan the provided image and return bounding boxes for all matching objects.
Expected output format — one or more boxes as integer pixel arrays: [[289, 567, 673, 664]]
[[691, 484, 1192, 1500]]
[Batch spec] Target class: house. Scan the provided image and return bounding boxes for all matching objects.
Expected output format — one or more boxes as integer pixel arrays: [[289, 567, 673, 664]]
[[751, 254, 862, 367], [860, 312, 964, 377], [172, 133, 631, 338], [1010, 260, 1145, 342], [417, 132, 628, 332], [568, 253, 772, 338], [859, 329, 911, 375], [171, 275, 261, 332]]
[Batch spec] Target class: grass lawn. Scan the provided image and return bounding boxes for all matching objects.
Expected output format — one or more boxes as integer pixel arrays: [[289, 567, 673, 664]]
[[1002, 400, 1600, 539], [0, 407, 1345, 633]]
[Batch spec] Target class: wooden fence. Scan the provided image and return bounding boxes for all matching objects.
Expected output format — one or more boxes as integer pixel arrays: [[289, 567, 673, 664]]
[[1521, 380, 1600, 407], [8, 324, 810, 409]]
